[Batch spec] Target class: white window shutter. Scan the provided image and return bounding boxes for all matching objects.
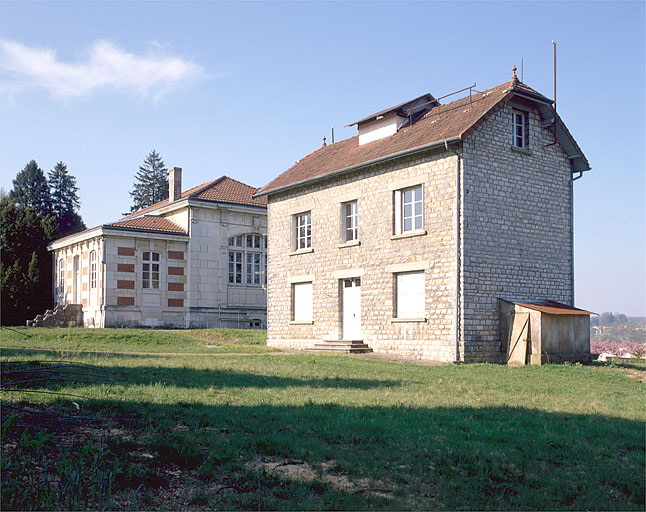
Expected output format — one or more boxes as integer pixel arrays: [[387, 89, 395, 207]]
[[293, 282, 313, 321], [396, 272, 425, 318]]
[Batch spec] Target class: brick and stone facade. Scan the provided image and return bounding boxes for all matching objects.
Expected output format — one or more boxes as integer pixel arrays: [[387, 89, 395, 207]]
[[257, 73, 589, 362], [48, 175, 267, 329]]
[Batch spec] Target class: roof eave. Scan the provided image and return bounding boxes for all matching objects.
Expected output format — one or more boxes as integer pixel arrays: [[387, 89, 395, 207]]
[[102, 225, 189, 237], [255, 136, 461, 198], [48, 226, 105, 251], [187, 197, 267, 209]]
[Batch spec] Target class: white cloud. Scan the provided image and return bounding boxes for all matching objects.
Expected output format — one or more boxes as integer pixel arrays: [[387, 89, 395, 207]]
[[1, 39, 205, 100], [147, 40, 171, 50]]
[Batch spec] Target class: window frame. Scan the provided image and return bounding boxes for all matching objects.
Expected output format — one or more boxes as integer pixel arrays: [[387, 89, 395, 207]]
[[394, 184, 424, 235], [142, 251, 161, 290], [512, 109, 528, 149], [294, 211, 312, 250], [58, 258, 65, 297], [228, 250, 244, 284], [342, 200, 358, 242], [228, 234, 266, 286], [89, 251, 97, 290]]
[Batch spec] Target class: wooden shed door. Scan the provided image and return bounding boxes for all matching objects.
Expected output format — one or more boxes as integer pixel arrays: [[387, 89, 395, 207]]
[[507, 313, 530, 366]]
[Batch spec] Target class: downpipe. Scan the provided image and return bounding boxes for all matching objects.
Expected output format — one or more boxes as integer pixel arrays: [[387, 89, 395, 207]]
[[445, 140, 462, 362]]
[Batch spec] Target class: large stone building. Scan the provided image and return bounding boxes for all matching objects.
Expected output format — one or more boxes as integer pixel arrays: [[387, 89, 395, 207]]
[[255, 70, 590, 362], [47, 171, 267, 328]]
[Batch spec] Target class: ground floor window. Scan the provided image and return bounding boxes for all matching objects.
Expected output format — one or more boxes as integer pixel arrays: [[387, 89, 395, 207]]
[[89, 250, 97, 289], [58, 258, 65, 297], [229, 251, 243, 283], [228, 234, 266, 285], [395, 271, 425, 319], [292, 282, 313, 322], [142, 251, 160, 289]]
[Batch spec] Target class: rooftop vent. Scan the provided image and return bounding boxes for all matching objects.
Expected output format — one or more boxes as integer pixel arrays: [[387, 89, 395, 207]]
[[347, 93, 438, 146]]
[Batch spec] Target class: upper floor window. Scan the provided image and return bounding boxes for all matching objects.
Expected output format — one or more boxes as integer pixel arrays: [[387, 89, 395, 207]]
[[295, 212, 312, 250], [343, 201, 358, 242], [89, 251, 97, 290], [512, 109, 527, 149], [228, 234, 266, 286], [142, 251, 160, 289], [394, 185, 423, 235], [58, 258, 65, 296]]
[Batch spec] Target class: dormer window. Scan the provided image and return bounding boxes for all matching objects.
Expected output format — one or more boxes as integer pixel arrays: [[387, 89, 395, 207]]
[[349, 93, 438, 146], [512, 109, 528, 149]]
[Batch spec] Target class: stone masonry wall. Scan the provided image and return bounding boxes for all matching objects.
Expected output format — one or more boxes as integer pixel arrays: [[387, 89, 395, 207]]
[[460, 101, 573, 361], [185, 204, 267, 329], [267, 148, 459, 362], [104, 235, 188, 327], [53, 237, 103, 327]]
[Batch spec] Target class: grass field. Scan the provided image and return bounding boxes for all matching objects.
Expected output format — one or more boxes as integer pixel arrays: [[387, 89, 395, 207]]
[[1, 327, 644, 510]]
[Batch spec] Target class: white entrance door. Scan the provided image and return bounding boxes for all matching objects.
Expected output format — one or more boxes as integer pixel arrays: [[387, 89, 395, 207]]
[[342, 278, 362, 340]]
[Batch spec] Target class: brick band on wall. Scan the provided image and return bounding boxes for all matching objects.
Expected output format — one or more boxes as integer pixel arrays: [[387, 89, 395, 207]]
[[168, 266, 184, 276], [117, 247, 135, 256], [117, 263, 135, 273], [168, 251, 184, 260], [168, 298, 184, 307], [117, 296, 135, 306], [117, 280, 135, 289], [168, 282, 184, 292]]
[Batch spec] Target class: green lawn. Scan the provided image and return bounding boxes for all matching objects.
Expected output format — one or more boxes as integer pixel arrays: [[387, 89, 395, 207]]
[[0, 326, 273, 354], [1, 328, 644, 510]]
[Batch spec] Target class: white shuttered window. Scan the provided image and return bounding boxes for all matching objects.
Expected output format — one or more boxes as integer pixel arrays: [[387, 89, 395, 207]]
[[396, 271, 425, 319], [292, 282, 313, 322]]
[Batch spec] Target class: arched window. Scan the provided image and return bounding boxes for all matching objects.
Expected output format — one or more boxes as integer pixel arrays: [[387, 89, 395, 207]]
[[89, 251, 97, 289], [142, 251, 160, 289], [228, 234, 266, 286]]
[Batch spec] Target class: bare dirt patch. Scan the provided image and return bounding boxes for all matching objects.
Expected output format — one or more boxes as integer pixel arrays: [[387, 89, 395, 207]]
[[246, 457, 392, 498]]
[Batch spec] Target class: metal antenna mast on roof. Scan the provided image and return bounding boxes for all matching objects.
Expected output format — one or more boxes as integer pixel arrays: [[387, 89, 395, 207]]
[[552, 39, 556, 111], [521, 58, 524, 82]]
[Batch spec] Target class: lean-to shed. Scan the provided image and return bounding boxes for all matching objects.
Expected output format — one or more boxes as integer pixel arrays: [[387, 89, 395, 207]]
[[499, 299, 594, 365]]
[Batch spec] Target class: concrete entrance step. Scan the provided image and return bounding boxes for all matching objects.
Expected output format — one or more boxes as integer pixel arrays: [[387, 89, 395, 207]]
[[310, 341, 373, 354]]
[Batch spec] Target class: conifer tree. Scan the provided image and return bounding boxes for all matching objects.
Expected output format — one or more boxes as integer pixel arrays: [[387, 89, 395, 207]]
[[0, 196, 56, 325], [129, 150, 169, 212], [9, 160, 51, 217], [48, 161, 86, 237]]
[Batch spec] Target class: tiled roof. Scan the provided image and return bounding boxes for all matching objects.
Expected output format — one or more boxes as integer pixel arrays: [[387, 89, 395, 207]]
[[193, 176, 267, 206], [49, 176, 264, 246], [121, 176, 266, 221], [109, 215, 187, 235], [256, 76, 584, 197]]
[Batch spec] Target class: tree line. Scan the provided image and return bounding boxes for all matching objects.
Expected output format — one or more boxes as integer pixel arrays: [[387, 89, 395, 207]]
[[1, 150, 170, 326], [590, 312, 631, 327]]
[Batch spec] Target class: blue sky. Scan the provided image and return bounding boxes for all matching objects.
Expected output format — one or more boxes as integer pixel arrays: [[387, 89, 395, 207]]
[[1, 1, 644, 316]]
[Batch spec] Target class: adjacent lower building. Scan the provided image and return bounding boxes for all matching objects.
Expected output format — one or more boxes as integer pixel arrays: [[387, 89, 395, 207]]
[[255, 70, 591, 362], [47, 170, 267, 328]]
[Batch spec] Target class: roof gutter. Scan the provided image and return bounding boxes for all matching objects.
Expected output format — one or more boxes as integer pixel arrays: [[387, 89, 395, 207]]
[[255, 136, 461, 198]]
